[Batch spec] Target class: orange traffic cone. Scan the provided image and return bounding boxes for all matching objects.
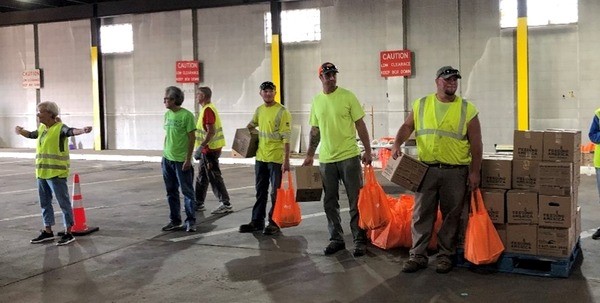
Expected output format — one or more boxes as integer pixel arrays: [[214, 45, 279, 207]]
[[71, 174, 99, 236]]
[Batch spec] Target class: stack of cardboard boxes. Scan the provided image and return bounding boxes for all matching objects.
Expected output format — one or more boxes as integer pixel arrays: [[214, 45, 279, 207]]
[[480, 130, 582, 258]]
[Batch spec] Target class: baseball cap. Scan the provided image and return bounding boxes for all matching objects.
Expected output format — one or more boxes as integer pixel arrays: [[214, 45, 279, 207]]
[[260, 81, 276, 90], [436, 66, 461, 79], [318, 62, 339, 75]]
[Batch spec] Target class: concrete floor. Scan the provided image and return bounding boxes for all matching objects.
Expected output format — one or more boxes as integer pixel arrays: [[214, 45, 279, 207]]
[[1, 149, 600, 303]]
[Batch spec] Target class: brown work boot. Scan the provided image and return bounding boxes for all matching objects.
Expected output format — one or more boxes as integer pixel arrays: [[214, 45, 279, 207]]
[[402, 256, 428, 273], [436, 255, 454, 274]]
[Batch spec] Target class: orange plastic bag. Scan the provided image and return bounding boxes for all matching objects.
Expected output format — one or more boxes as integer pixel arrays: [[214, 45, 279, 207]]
[[358, 165, 392, 230], [272, 172, 302, 228], [464, 189, 505, 265], [370, 195, 404, 249]]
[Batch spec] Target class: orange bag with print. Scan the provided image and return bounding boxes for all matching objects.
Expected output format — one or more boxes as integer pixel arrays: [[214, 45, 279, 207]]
[[370, 195, 404, 249], [272, 172, 302, 228], [358, 165, 392, 230], [464, 189, 505, 265]]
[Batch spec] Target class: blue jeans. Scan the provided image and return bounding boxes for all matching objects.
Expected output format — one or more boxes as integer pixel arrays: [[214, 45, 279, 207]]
[[162, 158, 196, 225], [320, 156, 366, 245], [252, 160, 282, 226], [38, 177, 74, 228]]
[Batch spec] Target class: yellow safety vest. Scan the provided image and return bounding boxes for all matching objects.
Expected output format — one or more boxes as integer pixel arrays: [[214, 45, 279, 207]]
[[594, 108, 600, 167], [414, 94, 476, 165], [195, 103, 226, 150], [35, 123, 70, 179]]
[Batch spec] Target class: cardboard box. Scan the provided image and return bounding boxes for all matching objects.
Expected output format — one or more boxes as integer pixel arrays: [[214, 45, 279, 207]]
[[512, 160, 539, 190], [513, 130, 544, 161], [506, 190, 538, 224], [294, 166, 323, 202], [538, 195, 576, 228], [382, 154, 428, 192], [481, 189, 506, 224], [506, 224, 537, 255], [543, 130, 581, 163], [481, 156, 512, 189], [538, 162, 576, 196], [581, 152, 594, 167], [537, 226, 576, 258], [231, 128, 258, 158]]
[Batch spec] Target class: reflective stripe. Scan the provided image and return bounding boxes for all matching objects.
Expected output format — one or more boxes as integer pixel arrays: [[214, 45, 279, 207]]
[[36, 153, 70, 161], [415, 97, 468, 140], [36, 164, 69, 170], [195, 127, 224, 144], [258, 131, 284, 140]]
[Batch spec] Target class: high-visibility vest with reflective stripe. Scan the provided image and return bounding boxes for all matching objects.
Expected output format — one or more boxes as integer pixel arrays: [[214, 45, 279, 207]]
[[249, 103, 290, 163], [35, 123, 70, 179], [195, 103, 226, 150], [414, 94, 476, 165], [594, 108, 600, 167]]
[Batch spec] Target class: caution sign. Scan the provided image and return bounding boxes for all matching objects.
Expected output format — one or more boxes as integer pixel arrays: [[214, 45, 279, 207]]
[[176, 61, 200, 83], [380, 50, 412, 77], [22, 69, 42, 89]]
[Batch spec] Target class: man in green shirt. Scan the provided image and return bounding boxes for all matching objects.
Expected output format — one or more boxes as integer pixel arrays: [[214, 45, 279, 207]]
[[161, 86, 197, 232], [302, 62, 373, 257], [239, 81, 292, 235]]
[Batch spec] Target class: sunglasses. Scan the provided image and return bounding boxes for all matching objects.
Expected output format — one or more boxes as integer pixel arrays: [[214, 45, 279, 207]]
[[439, 69, 459, 76]]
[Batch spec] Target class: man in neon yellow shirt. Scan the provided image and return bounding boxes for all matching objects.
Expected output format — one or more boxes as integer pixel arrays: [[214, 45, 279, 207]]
[[390, 66, 483, 274], [15, 101, 92, 246], [161, 86, 197, 233], [302, 62, 373, 257], [239, 81, 291, 235]]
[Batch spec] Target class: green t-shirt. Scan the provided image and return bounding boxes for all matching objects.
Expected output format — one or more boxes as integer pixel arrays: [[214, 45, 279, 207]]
[[309, 87, 363, 163], [250, 102, 292, 163], [163, 108, 196, 162]]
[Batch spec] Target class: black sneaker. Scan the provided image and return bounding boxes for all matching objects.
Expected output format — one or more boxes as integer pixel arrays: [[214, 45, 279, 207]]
[[162, 222, 183, 231], [56, 233, 75, 246], [592, 228, 600, 240], [324, 242, 346, 255], [30, 230, 55, 244], [239, 222, 264, 233], [263, 224, 280, 235], [353, 243, 367, 257]]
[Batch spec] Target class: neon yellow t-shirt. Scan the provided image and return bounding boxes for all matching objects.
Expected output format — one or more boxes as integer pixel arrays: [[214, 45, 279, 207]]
[[163, 108, 196, 162], [250, 102, 292, 163], [309, 87, 363, 163]]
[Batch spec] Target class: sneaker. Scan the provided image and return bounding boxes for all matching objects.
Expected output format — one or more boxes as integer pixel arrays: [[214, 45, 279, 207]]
[[162, 222, 183, 231], [212, 203, 233, 214], [402, 257, 428, 273], [196, 204, 206, 212], [56, 233, 75, 246], [353, 243, 367, 257], [436, 256, 454, 274], [30, 230, 55, 244], [592, 228, 600, 240], [239, 221, 264, 233], [324, 242, 346, 255], [186, 222, 197, 232], [263, 224, 280, 235]]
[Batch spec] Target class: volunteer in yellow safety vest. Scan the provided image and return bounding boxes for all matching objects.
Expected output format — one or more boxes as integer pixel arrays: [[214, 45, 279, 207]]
[[587, 108, 600, 240], [15, 101, 92, 246], [239, 81, 291, 236], [390, 66, 483, 274], [193, 86, 233, 215]]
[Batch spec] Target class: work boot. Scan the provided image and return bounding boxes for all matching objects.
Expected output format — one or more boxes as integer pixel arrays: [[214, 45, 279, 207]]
[[402, 255, 428, 273], [592, 228, 600, 240]]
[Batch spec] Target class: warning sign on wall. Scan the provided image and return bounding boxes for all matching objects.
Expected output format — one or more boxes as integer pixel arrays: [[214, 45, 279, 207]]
[[22, 69, 42, 89], [380, 50, 412, 77], [176, 61, 200, 83]]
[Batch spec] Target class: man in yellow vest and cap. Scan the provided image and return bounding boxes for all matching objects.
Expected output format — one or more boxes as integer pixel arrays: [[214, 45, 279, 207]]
[[390, 66, 483, 273], [588, 108, 600, 240], [15, 101, 92, 246], [239, 81, 292, 235], [193, 86, 233, 215]]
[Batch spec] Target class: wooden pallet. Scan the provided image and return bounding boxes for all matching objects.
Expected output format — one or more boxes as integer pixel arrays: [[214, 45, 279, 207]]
[[456, 239, 582, 278]]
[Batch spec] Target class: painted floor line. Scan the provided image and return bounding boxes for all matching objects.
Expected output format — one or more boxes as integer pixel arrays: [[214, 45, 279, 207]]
[[0, 206, 108, 222], [170, 207, 350, 242]]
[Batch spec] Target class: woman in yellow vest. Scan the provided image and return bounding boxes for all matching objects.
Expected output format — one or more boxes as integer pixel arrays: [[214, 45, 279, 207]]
[[15, 101, 92, 246], [390, 66, 483, 274]]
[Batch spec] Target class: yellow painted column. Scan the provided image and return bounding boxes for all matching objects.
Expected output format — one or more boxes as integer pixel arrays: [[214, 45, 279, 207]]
[[271, 34, 281, 103], [516, 0, 529, 131], [90, 46, 102, 150]]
